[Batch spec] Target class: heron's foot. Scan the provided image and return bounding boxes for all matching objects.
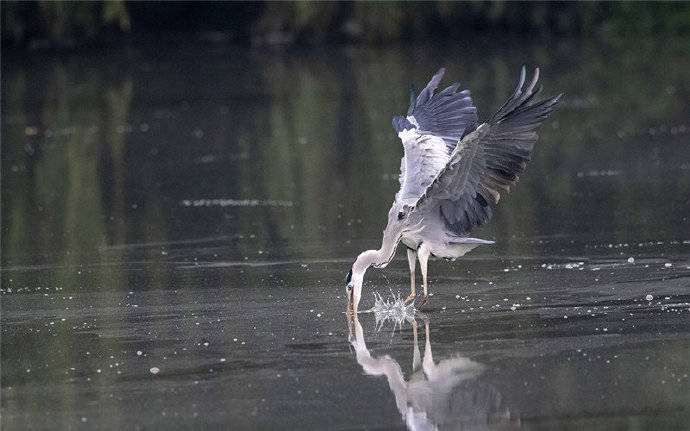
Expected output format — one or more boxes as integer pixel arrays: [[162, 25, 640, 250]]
[[404, 293, 416, 304], [415, 295, 429, 309]]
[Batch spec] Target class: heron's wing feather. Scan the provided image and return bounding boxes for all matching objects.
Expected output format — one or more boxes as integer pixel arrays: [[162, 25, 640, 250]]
[[414, 67, 561, 234], [395, 131, 449, 203], [394, 68, 478, 203], [407, 68, 478, 151]]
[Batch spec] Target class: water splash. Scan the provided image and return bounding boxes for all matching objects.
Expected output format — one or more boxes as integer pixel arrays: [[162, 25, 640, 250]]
[[365, 290, 415, 330]]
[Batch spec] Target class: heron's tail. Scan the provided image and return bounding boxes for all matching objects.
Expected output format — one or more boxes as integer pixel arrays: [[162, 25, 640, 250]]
[[447, 238, 493, 258], [450, 237, 494, 244]]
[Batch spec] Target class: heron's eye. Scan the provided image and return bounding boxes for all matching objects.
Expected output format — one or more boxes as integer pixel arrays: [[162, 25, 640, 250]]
[[397, 211, 405, 220], [345, 269, 352, 284]]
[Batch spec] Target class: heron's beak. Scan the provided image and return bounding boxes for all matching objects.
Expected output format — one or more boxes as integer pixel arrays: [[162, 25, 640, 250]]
[[346, 281, 362, 314], [347, 310, 357, 343], [352, 283, 362, 314], [346, 283, 353, 310]]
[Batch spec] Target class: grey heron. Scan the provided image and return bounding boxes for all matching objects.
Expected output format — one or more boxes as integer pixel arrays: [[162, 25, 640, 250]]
[[346, 66, 561, 314]]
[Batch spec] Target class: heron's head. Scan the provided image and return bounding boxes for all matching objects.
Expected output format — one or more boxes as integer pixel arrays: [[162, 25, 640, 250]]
[[386, 202, 414, 233], [346, 203, 417, 311], [346, 252, 372, 305]]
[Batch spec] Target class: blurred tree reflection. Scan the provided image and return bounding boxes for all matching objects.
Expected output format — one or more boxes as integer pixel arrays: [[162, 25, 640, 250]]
[[2, 34, 688, 270], [2, 2, 689, 49]]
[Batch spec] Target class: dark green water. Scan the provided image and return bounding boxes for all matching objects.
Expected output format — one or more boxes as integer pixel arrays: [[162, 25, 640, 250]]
[[2, 36, 689, 430]]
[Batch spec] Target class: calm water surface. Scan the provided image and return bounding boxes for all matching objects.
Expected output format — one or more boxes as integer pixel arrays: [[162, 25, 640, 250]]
[[2, 36, 690, 430]]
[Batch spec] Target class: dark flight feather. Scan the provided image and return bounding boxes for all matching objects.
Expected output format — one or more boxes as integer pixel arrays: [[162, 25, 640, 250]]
[[404, 68, 479, 152], [414, 66, 562, 235]]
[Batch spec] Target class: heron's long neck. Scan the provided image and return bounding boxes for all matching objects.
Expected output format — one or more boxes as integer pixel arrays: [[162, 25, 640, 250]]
[[355, 236, 399, 271]]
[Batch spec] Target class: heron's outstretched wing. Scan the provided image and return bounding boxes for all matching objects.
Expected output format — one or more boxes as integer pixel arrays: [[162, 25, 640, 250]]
[[413, 67, 562, 234], [407, 68, 478, 150], [394, 69, 478, 204], [394, 127, 449, 204]]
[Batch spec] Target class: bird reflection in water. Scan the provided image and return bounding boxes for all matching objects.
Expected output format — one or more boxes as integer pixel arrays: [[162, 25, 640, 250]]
[[347, 313, 519, 430]]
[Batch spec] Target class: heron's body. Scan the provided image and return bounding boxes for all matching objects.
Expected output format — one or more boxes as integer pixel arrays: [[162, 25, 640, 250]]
[[397, 127, 495, 259], [347, 67, 561, 313]]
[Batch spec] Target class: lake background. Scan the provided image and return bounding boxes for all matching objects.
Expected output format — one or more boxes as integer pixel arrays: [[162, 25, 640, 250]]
[[2, 2, 690, 430]]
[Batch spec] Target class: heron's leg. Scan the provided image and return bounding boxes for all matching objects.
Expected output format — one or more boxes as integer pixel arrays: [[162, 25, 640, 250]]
[[408, 317, 421, 372], [405, 248, 417, 303], [418, 245, 430, 306], [422, 318, 434, 377]]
